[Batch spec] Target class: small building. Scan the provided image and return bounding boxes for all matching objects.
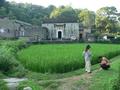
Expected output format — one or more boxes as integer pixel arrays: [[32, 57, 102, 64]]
[[42, 19, 93, 41], [0, 17, 41, 40]]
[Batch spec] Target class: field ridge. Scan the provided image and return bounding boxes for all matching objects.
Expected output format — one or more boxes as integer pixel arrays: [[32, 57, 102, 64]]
[[39, 55, 120, 90]]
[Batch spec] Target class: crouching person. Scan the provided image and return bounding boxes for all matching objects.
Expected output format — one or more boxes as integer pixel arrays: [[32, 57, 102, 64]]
[[99, 56, 110, 70]]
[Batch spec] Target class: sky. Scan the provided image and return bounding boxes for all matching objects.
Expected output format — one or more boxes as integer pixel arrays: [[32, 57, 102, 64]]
[[6, 0, 120, 12]]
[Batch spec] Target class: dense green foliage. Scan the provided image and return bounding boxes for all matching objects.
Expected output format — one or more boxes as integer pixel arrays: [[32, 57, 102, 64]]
[[0, 0, 120, 34], [0, 39, 27, 77], [0, 1, 55, 25], [50, 6, 78, 21], [0, 79, 8, 90], [17, 44, 120, 73], [78, 9, 95, 28], [95, 6, 119, 33], [0, 47, 18, 72]]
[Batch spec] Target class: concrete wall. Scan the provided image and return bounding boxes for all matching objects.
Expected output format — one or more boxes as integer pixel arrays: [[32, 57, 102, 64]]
[[42, 23, 79, 40], [0, 18, 41, 39], [0, 18, 16, 38]]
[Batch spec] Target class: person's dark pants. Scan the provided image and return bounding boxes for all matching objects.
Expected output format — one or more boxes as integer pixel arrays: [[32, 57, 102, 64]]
[[101, 64, 110, 70]]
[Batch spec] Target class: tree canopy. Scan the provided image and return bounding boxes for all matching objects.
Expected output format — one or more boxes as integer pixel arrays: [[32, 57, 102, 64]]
[[78, 9, 95, 28], [0, 1, 120, 34], [95, 6, 119, 33], [0, 0, 6, 7], [50, 6, 78, 22]]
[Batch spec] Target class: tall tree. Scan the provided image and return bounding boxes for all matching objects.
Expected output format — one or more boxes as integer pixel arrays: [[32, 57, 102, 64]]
[[78, 9, 95, 28], [0, 0, 6, 7], [95, 6, 119, 33], [0, 7, 7, 16], [50, 6, 78, 22], [8, 2, 52, 25]]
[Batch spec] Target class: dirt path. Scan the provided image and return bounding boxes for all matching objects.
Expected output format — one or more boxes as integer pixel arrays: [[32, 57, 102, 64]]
[[39, 70, 99, 90], [57, 70, 99, 90], [57, 73, 92, 90]]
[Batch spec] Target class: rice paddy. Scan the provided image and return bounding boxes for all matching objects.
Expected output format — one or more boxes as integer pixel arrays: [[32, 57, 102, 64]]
[[17, 43, 120, 73]]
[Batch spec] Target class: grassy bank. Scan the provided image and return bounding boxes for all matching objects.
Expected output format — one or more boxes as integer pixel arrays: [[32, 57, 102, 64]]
[[87, 56, 120, 90], [17, 80, 43, 90]]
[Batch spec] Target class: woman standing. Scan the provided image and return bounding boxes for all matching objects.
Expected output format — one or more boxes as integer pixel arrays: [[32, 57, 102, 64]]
[[83, 45, 92, 73]]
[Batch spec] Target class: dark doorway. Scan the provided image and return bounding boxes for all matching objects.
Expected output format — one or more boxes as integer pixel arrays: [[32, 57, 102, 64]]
[[46, 30, 49, 39], [58, 31, 62, 39], [79, 33, 83, 39]]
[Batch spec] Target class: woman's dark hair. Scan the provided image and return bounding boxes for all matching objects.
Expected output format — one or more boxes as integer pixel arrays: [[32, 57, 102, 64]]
[[85, 45, 91, 52], [98, 56, 102, 59], [98, 56, 103, 62]]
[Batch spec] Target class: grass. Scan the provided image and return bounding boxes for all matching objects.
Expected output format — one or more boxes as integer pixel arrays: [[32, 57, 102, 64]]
[[24, 55, 120, 90], [17, 43, 120, 73], [0, 40, 120, 90], [0, 79, 8, 90], [88, 56, 120, 90], [25, 61, 101, 81], [64, 56, 120, 90], [17, 80, 43, 90]]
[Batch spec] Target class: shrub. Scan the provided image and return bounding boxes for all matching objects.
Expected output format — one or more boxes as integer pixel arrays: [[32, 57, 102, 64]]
[[0, 79, 8, 90], [15, 39, 29, 50], [2, 39, 28, 55], [0, 39, 27, 77], [0, 47, 19, 72], [8, 64, 27, 78]]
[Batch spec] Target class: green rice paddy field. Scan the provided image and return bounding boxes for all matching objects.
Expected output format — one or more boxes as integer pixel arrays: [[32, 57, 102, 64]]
[[17, 44, 120, 73]]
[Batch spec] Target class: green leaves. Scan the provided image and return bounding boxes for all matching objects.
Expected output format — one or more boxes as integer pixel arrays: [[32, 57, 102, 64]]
[[50, 6, 77, 22], [95, 6, 119, 33], [78, 9, 95, 28]]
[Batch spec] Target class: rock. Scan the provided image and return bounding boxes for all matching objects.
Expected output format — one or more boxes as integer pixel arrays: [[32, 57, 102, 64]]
[[23, 87, 32, 90], [3, 78, 27, 90], [7, 83, 19, 90], [3, 78, 27, 83]]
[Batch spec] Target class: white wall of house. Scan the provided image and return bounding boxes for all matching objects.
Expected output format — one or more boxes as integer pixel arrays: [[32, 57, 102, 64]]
[[42, 23, 80, 40]]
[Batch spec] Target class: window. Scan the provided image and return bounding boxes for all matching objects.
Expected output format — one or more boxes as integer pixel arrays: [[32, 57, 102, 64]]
[[19, 26, 25, 36], [7, 29, 10, 33], [0, 28, 5, 33], [20, 30, 25, 36]]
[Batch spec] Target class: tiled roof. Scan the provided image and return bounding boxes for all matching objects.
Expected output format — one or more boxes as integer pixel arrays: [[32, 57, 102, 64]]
[[43, 18, 78, 23]]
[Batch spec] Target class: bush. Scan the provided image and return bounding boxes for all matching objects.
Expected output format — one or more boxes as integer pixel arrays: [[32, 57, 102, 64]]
[[8, 64, 27, 78], [111, 37, 120, 44], [0, 47, 19, 72], [0, 79, 8, 90], [0, 39, 28, 77], [2, 39, 29, 55]]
